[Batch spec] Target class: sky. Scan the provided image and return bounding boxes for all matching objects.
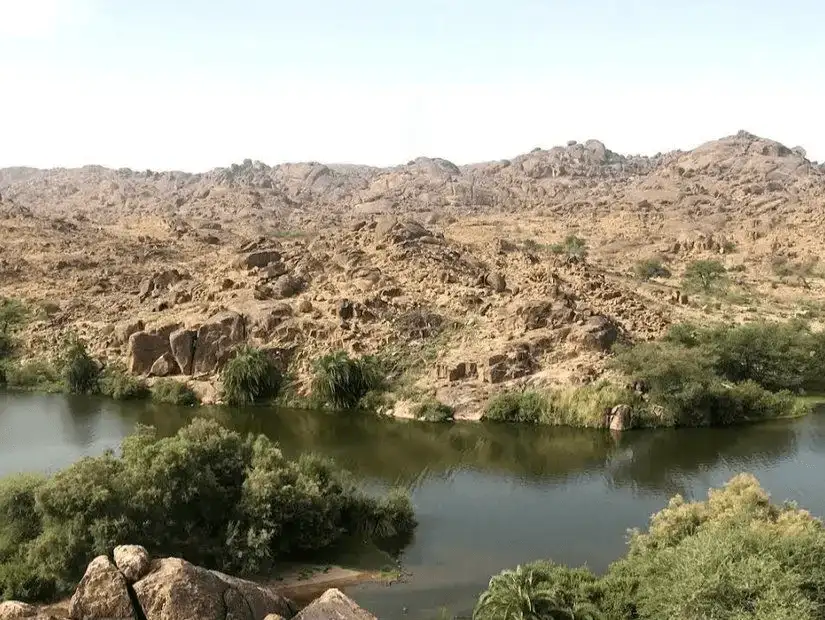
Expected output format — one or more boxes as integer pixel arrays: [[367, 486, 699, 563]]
[[1, 0, 824, 171]]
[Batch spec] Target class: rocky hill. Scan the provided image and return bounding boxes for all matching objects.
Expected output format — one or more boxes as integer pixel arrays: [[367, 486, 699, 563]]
[[1, 130, 823, 416]]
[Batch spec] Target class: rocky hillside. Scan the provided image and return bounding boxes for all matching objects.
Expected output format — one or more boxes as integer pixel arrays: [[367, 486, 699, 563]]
[[1, 130, 823, 416]]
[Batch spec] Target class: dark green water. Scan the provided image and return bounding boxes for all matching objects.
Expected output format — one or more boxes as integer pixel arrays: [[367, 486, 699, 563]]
[[2, 392, 825, 619]]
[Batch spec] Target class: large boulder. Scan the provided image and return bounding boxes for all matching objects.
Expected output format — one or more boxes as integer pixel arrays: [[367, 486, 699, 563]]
[[238, 249, 281, 270], [294, 589, 375, 620], [138, 269, 186, 302], [149, 352, 179, 377], [133, 558, 292, 620], [113, 544, 151, 584], [570, 315, 619, 351], [0, 602, 39, 619], [128, 331, 171, 374], [191, 312, 245, 374], [113, 320, 145, 346], [69, 556, 134, 620], [169, 328, 197, 375]]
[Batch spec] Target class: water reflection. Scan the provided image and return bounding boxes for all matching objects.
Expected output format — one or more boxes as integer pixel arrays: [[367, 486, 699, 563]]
[[2, 392, 823, 620]]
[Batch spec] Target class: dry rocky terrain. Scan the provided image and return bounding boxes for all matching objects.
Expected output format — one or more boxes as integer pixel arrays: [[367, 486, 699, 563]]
[[1, 130, 824, 417]]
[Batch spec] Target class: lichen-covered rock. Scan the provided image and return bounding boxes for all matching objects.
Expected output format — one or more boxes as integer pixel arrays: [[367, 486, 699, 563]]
[[191, 312, 245, 374], [69, 555, 134, 620], [113, 544, 151, 584], [128, 331, 171, 374], [294, 589, 375, 620]]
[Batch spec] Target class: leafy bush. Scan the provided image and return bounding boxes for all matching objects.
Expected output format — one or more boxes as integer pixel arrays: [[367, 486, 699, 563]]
[[683, 259, 727, 292], [222, 346, 282, 406], [412, 400, 455, 422], [633, 258, 671, 281], [550, 235, 588, 260], [151, 379, 199, 406], [57, 336, 99, 394], [5, 358, 61, 391], [98, 364, 149, 401], [480, 475, 825, 619], [483, 391, 546, 424], [474, 561, 604, 620], [312, 351, 384, 410], [0, 419, 416, 601], [544, 384, 641, 428]]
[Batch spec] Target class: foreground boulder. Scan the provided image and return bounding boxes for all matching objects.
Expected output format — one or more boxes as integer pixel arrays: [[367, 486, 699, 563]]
[[69, 556, 134, 620], [128, 331, 171, 374], [113, 544, 151, 584], [293, 589, 376, 620], [133, 558, 294, 620]]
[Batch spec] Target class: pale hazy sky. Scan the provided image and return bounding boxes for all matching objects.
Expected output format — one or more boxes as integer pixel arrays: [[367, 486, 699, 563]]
[[1, 0, 824, 171]]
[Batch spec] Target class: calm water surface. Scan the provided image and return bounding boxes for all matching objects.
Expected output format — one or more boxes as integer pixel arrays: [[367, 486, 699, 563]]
[[2, 391, 825, 619]]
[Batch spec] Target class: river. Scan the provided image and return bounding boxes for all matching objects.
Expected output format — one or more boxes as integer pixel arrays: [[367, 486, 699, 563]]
[[2, 391, 825, 619]]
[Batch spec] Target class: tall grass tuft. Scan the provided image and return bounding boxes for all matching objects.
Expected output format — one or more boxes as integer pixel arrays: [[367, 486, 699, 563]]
[[222, 346, 282, 406], [412, 399, 455, 422], [151, 379, 199, 406], [312, 351, 384, 410]]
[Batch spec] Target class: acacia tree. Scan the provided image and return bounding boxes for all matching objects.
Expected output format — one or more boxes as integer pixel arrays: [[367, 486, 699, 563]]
[[683, 259, 727, 291]]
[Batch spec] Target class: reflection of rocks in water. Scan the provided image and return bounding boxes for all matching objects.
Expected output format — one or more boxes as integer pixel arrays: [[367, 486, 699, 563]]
[[606, 421, 799, 497]]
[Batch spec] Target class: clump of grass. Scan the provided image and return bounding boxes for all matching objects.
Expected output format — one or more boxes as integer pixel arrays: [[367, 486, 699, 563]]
[[544, 383, 640, 428], [412, 399, 455, 422], [99, 364, 149, 401], [57, 335, 99, 395], [550, 235, 587, 260], [312, 351, 384, 410], [482, 391, 546, 424], [222, 346, 282, 406], [151, 378, 199, 406]]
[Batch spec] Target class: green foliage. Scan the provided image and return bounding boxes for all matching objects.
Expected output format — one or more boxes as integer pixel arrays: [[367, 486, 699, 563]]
[[57, 336, 99, 395], [312, 351, 385, 410], [412, 400, 455, 422], [5, 358, 61, 391], [550, 235, 588, 260], [474, 561, 604, 620], [98, 364, 149, 401], [222, 346, 282, 406], [613, 321, 824, 426], [481, 475, 825, 619], [633, 258, 671, 281], [683, 259, 727, 292], [483, 391, 546, 424], [151, 379, 199, 406], [0, 297, 29, 360], [0, 419, 416, 601], [771, 255, 819, 279]]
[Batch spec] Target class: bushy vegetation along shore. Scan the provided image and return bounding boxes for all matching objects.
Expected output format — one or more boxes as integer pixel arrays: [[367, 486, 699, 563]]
[[0, 419, 415, 601], [483, 320, 825, 428], [473, 474, 825, 619]]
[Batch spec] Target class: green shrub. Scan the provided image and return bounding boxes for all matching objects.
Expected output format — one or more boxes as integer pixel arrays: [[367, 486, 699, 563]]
[[683, 259, 727, 292], [57, 336, 99, 395], [474, 561, 604, 620], [98, 365, 149, 401], [222, 346, 282, 406], [0, 298, 28, 360], [550, 235, 588, 260], [312, 351, 384, 410], [633, 258, 671, 281], [5, 358, 61, 391], [0, 419, 416, 601], [412, 400, 455, 422], [151, 379, 199, 406], [483, 391, 546, 424], [481, 475, 825, 619]]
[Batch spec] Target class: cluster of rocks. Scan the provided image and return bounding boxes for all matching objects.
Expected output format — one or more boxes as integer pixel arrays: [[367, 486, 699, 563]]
[[0, 546, 376, 620]]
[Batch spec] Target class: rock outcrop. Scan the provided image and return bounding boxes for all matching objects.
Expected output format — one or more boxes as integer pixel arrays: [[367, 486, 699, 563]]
[[191, 312, 245, 374], [293, 589, 376, 620]]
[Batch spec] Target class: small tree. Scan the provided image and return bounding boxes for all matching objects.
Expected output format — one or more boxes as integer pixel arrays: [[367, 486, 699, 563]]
[[551, 235, 588, 260], [683, 260, 727, 291], [58, 335, 99, 394]]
